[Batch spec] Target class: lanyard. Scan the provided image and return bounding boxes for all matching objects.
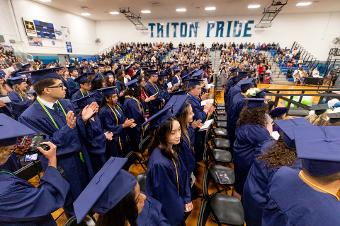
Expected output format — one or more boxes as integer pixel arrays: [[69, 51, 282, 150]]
[[37, 99, 67, 129], [80, 90, 87, 98], [299, 171, 340, 201], [172, 159, 180, 194], [107, 105, 123, 150]]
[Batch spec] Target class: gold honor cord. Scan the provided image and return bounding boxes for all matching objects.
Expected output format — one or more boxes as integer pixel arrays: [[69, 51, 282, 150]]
[[107, 104, 123, 150]]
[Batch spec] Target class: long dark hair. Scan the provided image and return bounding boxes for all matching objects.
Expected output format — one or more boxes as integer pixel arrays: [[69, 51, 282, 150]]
[[257, 138, 297, 168], [147, 117, 179, 160], [176, 102, 191, 145], [238, 105, 267, 127], [96, 190, 138, 226]]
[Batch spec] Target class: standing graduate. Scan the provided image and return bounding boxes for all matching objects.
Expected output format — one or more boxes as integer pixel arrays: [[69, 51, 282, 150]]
[[243, 118, 312, 226], [187, 78, 214, 161], [262, 126, 340, 226], [99, 86, 136, 157], [123, 79, 145, 152], [66, 66, 79, 97], [233, 98, 273, 195], [73, 94, 112, 173], [145, 70, 164, 116], [145, 106, 192, 226], [18, 68, 97, 216], [73, 157, 170, 226], [71, 73, 92, 112], [0, 114, 70, 226], [7, 75, 33, 119]]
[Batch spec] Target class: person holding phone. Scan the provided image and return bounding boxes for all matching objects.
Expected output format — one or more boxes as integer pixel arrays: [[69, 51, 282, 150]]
[[0, 113, 70, 226]]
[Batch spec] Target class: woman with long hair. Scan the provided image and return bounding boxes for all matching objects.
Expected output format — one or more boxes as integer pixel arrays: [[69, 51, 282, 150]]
[[145, 108, 192, 226], [233, 98, 273, 195], [242, 118, 312, 226], [99, 87, 135, 157]]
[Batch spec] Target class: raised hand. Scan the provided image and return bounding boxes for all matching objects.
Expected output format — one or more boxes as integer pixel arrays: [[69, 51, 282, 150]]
[[81, 102, 98, 122], [66, 111, 77, 129]]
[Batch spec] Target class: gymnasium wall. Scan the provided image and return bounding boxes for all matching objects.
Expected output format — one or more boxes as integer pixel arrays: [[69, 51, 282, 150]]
[[0, 0, 98, 55], [96, 12, 340, 61]]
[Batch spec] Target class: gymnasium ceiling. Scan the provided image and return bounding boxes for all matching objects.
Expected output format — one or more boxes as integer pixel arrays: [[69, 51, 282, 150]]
[[33, 0, 340, 21]]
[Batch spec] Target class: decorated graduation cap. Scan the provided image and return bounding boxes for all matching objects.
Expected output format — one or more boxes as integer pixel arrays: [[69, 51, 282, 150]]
[[126, 79, 138, 89], [99, 86, 119, 97], [327, 112, 340, 123], [74, 157, 136, 223], [7, 75, 26, 86], [294, 126, 340, 176], [20, 68, 62, 84], [0, 113, 36, 146], [270, 107, 289, 118], [187, 78, 203, 89], [72, 93, 97, 109], [275, 118, 312, 148], [74, 74, 90, 84], [310, 103, 329, 116], [142, 105, 173, 130]]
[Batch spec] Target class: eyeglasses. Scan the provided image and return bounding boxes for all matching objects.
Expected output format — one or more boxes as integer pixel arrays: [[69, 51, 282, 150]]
[[48, 83, 65, 89]]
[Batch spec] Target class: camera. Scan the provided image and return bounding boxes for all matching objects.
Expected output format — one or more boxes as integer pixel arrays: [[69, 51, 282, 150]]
[[24, 135, 50, 162]]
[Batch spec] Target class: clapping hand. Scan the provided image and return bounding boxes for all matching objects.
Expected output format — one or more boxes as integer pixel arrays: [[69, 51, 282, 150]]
[[81, 102, 99, 122], [66, 111, 77, 129]]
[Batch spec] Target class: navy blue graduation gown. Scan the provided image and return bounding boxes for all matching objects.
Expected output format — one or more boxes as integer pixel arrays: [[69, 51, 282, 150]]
[[146, 147, 191, 226], [0, 153, 22, 172], [66, 78, 79, 97], [224, 78, 237, 109], [71, 90, 89, 113], [19, 99, 92, 215], [228, 92, 245, 149], [0, 166, 69, 226], [77, 114, 107, 173], [137, 196, 170, 226], [90, 90, 103, 106], [262, 167, 340, 226], [115, 80, 125, 93], [187, 94, 207, 161], [171, 76, 181, 86], [179, 126, 196, 177], [145, 82, 163, 116], [233, 124, 272, 194], [99, 104, 129, 157], [8, 91, 32, 119], [123, 97, 145, 152]]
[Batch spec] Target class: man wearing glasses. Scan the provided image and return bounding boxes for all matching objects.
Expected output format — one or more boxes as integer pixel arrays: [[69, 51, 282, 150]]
[[19, 68, 97, 217]]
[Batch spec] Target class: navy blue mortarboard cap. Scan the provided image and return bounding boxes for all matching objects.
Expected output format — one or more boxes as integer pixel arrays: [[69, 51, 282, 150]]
[[99, 86, 119, 97], [191, 69, 204, 79], [181, 72, 190, 82], [93, 73, 104, 82], [187, 78, 203, 89], [310, 103, 329, 115], [103, 70, 114, 77], [164, 94, 189, 117], [238, 71, 248, 78], [97, 63, 105, 67], [72, 93, 97, 109], [294, 126, 340, 176], [0, 70, 5, 78], [244, 98, 266, 109], [238, 78, 254, 91], [0, 113, 36, 146], [11, 70, 24, 78], [173, 67, 181, 73], [126, 79, 138, 89], [142, 105, 173, 130], [21, 68, 61, 84], [21, 63, 31, 70], [275, 118, 311, 148], [74, 157, 135, 223], [67, 66, 76, 72], [7, 76, 26, 86], [74, 74, 90, 84], [159, 70, 168, 78], [270, 107, 288, 118]]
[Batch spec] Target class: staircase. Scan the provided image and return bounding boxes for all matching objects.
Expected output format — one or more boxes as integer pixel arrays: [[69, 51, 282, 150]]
[[264, 51, 293, 85], [210, 50, 223, 90]]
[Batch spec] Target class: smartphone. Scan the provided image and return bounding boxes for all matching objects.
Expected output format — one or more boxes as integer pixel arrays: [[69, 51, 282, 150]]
[[24, 153, 38, 162]]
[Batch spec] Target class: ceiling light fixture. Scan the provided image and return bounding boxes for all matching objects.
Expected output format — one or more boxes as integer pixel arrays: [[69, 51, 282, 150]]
[[81, 12, 91, 16], [109, 11, 119, 15], [296, 2, 312, 7], [176, 8, 187, 12], [248, 4, 261, 9], [205, 6, 216, 11], [141, 9, 151, 14]]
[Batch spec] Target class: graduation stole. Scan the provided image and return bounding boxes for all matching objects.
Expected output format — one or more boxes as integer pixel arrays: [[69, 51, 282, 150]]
[[171, 159, 180, 194], [80, 89, 88, 98], [107, 104, 123, 150], [125, 96, 144, 114], [150, 82, 159, 93], [37, 99, 67, 129]]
